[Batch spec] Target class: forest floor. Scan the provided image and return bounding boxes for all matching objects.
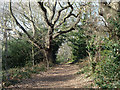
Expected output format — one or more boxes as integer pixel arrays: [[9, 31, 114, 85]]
[[7, 62, 95, 88]]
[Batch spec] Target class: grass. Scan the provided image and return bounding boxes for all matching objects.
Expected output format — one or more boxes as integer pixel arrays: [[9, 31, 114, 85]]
[[2, 63, 46, 87]]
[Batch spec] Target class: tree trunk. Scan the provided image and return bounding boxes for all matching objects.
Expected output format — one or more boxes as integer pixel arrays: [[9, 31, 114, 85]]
[[43, 48, 53, 69], [32, 43, 35, 66], [43, 27, 55, 68]]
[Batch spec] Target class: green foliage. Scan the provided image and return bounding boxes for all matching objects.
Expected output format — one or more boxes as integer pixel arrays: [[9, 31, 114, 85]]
[[108, 14, 120, 39], [92, 15, 120, 88], [32, 47, 44, 64], [52, 35, 66, 64], [2, 39, 32, 69], [56, 55, 65, 64], [85, 15, 120, 88], [86, 35, 96, 56], [94, 39, 120, 88], [56, 54, 69, 64], [77, 66, 91, 75], [2, 38, 45, 69], [68, 28, 88, 61]]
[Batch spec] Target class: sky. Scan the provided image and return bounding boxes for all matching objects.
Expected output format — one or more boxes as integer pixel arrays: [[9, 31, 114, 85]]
[[0, 0, 120, 3]]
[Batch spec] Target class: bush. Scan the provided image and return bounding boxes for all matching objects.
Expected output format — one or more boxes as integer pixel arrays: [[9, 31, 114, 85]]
[[93, 15, 120, 88], [94, 39, 120, 88], [68, 28, 88, 62], [2, 39, 32, 69]]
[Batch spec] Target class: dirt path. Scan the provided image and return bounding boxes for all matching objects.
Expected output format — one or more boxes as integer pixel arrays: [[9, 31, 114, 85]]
[[8, 64, 94, 88]]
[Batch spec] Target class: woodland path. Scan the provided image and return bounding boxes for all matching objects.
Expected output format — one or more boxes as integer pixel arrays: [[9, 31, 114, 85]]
[[8, 64, 94, 88]]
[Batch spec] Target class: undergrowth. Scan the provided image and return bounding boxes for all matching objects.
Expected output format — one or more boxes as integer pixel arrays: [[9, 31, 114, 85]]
[[2, 63, 46, 87]]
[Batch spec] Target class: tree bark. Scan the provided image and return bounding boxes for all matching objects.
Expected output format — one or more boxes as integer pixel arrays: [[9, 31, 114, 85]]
[[43, 48, 53, 69]]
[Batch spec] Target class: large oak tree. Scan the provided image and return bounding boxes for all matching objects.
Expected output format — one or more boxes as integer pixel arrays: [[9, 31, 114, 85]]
[[9, 0, 88, 67]]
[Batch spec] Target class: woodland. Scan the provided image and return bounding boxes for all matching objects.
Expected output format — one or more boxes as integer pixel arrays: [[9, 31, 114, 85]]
[[0, 0, 120, 89]]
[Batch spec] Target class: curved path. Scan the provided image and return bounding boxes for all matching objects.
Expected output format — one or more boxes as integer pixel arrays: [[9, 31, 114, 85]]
[[9, 64, 94, 88]]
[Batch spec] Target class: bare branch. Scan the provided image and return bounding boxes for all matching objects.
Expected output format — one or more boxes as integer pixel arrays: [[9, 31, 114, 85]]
[[53, 27, 75, 39], [9, 0, 43, 49], [18, 11, 41, 33], [9, 0, 31, 39], [53, 14, 81, 38], [101, 18, 112, 32], [55, 2, 75, 28], [38, 2, 53, 27], [100, 2, 120, 13], [29, 1, 36, 37], [54, 4, 70, 25], [12, 24, 23, 37], [71, 13, 79, 18], [58, 2, 63, 8], [50, 1, 57, 21]]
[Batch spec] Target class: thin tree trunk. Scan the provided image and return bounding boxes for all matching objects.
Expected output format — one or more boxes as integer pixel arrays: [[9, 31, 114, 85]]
[[32, 42, 35, 66], [4, 29, 8, 70], [3, 29, 10, 82]]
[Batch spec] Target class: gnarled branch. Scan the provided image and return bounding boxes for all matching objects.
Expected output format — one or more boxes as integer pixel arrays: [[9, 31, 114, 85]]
[[50, 1, 57, 22], [53, 14, 81, 39], [55, 2, 74, 28], [38, 2, 53, 27], [54, 3, 70, 25]]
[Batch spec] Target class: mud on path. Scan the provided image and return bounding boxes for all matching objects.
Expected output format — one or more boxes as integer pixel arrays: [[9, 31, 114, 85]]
[[8, 64, 94, 88]]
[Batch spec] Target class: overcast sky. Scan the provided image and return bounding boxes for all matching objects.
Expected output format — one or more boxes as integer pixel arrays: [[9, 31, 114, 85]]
[[0, 0, 120, 3]]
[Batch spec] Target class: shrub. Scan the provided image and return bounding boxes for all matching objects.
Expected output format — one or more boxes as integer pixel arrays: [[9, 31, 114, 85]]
[[2, 39, 32, 69], [94, 39, 120, 88]]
